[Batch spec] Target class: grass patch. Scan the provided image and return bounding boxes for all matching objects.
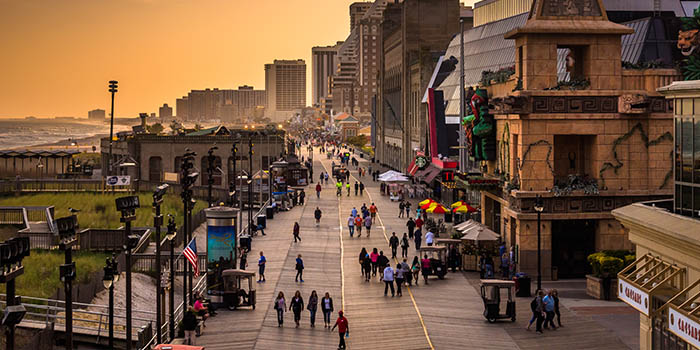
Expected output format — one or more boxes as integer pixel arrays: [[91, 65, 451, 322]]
[[0, 250, 108, 299], [0, 193, 206, 229]]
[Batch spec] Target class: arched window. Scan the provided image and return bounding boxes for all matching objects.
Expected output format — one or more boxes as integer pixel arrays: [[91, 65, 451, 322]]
[[149, 156, 163, 182]]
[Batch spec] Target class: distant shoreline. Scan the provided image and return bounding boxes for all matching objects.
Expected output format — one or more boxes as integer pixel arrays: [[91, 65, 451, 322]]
[[13, 134, 107, 152]]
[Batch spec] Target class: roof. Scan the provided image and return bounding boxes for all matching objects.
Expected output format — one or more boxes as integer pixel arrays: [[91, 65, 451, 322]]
[[0, 149, 80, 157], [186, 125, 230, 136], [339, 115, 359, 123]]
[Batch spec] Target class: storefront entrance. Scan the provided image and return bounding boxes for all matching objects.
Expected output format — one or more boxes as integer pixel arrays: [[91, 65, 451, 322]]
[[551, 220, 596, 278]]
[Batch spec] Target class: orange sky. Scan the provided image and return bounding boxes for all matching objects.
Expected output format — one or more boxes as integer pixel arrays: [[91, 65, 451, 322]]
[[0, 0, 475, 119]]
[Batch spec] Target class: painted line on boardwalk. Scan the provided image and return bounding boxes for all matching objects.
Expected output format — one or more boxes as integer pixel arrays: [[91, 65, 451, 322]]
[[318, 155, 346, 311], [331, 151, 435, 350]]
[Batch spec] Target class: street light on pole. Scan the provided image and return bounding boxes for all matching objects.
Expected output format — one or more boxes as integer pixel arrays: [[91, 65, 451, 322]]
[[206, 147, 218, 207], [0, 237, 30, 350], [108, 81, 118, 178], [153, 184, 169, 345], [56, 214, 79, 350], [165, 215, 177, 341], [534, 195, 544, 292], [180, 149, 198, 306], [102, 255, 118, 350]]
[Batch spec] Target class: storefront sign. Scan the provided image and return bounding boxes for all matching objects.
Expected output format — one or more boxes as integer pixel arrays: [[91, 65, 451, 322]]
[[618, 279, 649, 315], [669, 306, 700, 349], [105, 175, 130, 186]]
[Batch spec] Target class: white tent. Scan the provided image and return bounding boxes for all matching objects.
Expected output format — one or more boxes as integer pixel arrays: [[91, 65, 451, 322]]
[[379, 173, 410, 182]]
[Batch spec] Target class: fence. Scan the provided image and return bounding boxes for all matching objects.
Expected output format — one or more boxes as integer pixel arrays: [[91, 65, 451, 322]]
[[132, 252, 207, 276], [18, 227, 152, 252], [0, 206, 55, 228]]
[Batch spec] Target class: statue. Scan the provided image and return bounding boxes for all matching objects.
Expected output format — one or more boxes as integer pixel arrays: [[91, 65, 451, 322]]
[[462, 87, 496, 161], [678, 4, 700, 80]]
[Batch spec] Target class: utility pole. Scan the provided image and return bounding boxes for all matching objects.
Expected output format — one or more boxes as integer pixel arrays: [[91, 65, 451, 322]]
[[248, 134, 254, 237], [459, 18, 466, 174]]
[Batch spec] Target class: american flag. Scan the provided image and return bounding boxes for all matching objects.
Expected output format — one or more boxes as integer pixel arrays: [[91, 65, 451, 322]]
[[183, 239, 199, 277]]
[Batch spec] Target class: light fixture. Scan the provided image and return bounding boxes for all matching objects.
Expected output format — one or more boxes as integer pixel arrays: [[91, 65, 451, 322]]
[[534, 196, 544, 213], [103, 265, 114, 289]]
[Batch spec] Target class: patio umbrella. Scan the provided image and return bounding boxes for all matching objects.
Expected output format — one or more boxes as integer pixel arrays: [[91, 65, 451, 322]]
[[454, 219, 476, 231], [379, 173, 410, 182], [453, 204, 477, 214], [421, 201, 437, 210], [426, 204, 448, 214], [460, 226, 499, 242], [419, 199, 435, 206], [450, 201, 464, 208]]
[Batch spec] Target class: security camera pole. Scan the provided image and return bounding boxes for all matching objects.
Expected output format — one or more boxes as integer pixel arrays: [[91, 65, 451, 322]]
[[0, 237, 30, 350], [115, 196, 141, 350], [56, 214, 78, 350]]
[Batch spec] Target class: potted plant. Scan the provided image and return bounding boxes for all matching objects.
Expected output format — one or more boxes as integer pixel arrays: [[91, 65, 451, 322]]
[[586, 250, 634, 300]]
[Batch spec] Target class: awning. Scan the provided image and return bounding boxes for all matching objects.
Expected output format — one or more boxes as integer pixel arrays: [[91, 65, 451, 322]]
[[407, 158, 419, 176], [663, 278, 700, 348], [617, 254, 685, 316], [420, 165, 442, 184]]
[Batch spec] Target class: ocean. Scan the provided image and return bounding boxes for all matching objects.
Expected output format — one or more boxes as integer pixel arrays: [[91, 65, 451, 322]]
[[0, 119, 125, 150]]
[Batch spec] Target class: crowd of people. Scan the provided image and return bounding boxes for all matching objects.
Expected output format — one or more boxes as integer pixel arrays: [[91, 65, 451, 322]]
[[527, 289, 563, 334]]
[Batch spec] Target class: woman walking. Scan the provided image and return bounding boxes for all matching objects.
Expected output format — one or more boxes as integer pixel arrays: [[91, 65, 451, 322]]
[[553, 289, 563, 327], [414, 229, 422, 250], [400, 233, 410, 258], [307, 290, 319, 328], [295, 254, 305, 283], [290, 290, 304, 328], [364, 215, 372, 238], [411, 256, 421, 285], [421, 254, 432, 285], [362, 254, 372, 282], [293, 222, 301, 242], [274, 292, 286, 327], [370, 248, 379, 277], [394, 263, 404, 297], [358, 248, 368, 275], [321, 292, 334, 328]]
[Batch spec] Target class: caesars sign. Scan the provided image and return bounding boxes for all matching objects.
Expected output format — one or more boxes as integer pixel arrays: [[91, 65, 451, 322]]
[[618, 279, 649, 316], [668, 306, 700, 349]]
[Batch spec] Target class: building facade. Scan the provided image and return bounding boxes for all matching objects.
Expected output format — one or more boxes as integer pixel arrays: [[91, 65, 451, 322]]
[[159, 104, 173, 119], [88, 109, 105, 121], [612, 80, 700, 350], [375, 0, 460, 170], [175, 86, 265, 122], [265, 59, 307, 121], [312, 42, 343, 106], [479, 0, 677, 280]]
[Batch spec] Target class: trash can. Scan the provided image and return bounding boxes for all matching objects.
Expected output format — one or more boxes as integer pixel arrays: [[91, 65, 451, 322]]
[[257, 214, 266, 229], [266, 206, 274, 220], [515, 274, 531, 297], [444, 212, 453, 223]]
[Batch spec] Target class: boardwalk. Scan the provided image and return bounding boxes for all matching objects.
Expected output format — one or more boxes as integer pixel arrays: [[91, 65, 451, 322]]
[[195, 147, 634, 350]]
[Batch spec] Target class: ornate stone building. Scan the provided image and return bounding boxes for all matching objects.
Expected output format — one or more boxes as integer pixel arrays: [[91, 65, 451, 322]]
[[481, 0, 678, 279]]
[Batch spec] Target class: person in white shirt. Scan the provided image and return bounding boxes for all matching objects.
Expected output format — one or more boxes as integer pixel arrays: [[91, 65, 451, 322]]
[[383, 265, 395, 297], [425, 230, 435, 246]]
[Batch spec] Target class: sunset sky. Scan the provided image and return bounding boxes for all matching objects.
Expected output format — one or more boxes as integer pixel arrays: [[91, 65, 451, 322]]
[[0, 0, 474, 119]]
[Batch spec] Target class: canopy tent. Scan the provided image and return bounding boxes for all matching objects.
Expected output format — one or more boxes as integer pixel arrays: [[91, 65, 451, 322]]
[[379, 173, 410, 182], [421, 202, 438, 210], [454, 219, 479, 231], [426, 204, 448, 214], [451, 201, 465, 208], [378, 170, 406, 179]]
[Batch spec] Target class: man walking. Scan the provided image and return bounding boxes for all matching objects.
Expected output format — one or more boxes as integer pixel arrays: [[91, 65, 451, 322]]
[[295, 254, 305, 283], [347, 215, 355, 237], [315, 182, 322, 199], [399, 201, 405, 218], [389, 232, 399, 259], [346, 182, 351, 196], [383, 264, 395, 297], [354, 181, 359, 196], [299, 190, 306, 205], [406, 217, 416, 239], [314, 207, 322, 227], [425, 230, 434, 246], [257, 251, 266, 283], [359, 182, 365, 195], [331, 311, 349, 350]]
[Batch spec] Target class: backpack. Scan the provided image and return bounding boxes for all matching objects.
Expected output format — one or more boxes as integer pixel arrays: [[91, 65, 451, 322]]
[[530, 297, 538, 312]]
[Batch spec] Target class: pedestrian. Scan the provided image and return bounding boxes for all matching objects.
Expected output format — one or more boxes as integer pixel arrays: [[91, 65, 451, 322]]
[[421, 254, 431, 285], [336, 181, 342, 197], [358, 247, 368, 274], [370, 248, 379, 276], [553, 289, 563, 327], [389, 232, 399, 259], [383, 264, 395, 297], [369, 203, 377, 220], [316, 182, 322, 199], [411, 256, 421, 285], [394, 263, 404, 297], [290, 290, 304, 328], [527, 291, 540, 331], [399, 201, 405, 218], [400, 233, 410, 258], [274, 291, 286, 327], [354, 181, 359, 196], [300, 190, 306, 205], [406, 218, 415, 239], [415, 216, 424, 230], [257, 251, 266, 283], [319, 173, 324, 184], [364, 214, 372, 238], [543, 290, 557, 330], [346, 181, 351, 196], [314, 207, 322, 227], [405, 202, 411, 218], [239, 249, 248, 270], [321, 292, 334, 328], [351, 207, 358, 217], [293, 222, 301, 242], [295, 254, 305, 283], [325, 172, 329, 184], [362, 254, 372, 282], [377, 251, 389, 280], [354, 214, 363, 237], [535, 290, 545, 333], [307, 290, 318, 327], [425, 230, 434, 246], [194, 294, 210, 327], [414, 228, 422, 250], [347, 215, 355, 237], [401, 258, 412, 286], [359, 182, 365, 195], [331, 311, 349, 350], [182, 306, 198, 345]]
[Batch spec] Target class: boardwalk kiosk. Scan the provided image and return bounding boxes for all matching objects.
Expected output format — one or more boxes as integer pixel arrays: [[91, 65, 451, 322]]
[[270, 155, 309, 189], [204, 206, 240, 305]]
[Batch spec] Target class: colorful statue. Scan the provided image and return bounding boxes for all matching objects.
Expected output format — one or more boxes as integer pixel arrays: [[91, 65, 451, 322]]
[[678, 4, 700, 80], [462, 87, 495, 161]]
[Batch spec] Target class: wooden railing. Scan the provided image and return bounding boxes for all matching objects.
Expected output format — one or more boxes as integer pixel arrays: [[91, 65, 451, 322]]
[[18, 228, 151, 251], [0, 206, 54, 227], [132, 252, 207, 275], [621, 68, 681, 93]]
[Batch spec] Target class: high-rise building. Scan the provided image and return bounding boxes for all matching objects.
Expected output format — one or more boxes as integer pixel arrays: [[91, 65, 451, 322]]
[[159, 104, 173, 119], [312, 42, 343, 106], [264, 59, 306, 120], [88, 109, 106, 120], [175, 86, 266, 122], [350, 2, 373, 31]]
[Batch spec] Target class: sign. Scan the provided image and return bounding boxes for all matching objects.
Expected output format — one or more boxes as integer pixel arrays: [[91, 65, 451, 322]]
[[163, 172, 179, 183], [669, 306, 700, 349], [618, 279, 650, 316], [105, 175, 131, 186]]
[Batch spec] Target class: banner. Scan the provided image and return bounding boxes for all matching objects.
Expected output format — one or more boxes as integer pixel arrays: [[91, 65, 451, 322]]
[[105, 175, 131, 186], [618, 279, 649, 316], [669, 306, 700, 349]]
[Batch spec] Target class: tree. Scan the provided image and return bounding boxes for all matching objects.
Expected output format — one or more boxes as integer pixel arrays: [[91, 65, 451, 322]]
[[148, 123, 164, 134], [169, 120, 182, 135]]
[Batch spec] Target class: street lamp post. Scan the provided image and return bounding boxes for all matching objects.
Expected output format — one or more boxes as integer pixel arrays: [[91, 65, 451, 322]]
[[115, 196, 141, 350], [180, 149, 198, 306], [0, 237, 30, 350], [206, 147, 218, 207], [108, 81, 118, 177], [153, 184, 168, 345], [534, 195, 544, 292], [248, 134, 254, 237], [56, 215, 78, 350], [165, 215, 177, 341], [230, 141, 238, 207], [102, 255, 118, 350]]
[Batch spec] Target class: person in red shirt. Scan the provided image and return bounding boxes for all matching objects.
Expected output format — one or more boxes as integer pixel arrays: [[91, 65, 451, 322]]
[[415, 217, 424, 229], [331, 310, 349, 349], [315, 183, 322, 199]]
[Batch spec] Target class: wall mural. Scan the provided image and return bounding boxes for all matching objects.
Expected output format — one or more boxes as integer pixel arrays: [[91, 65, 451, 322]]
[[462, 88, 496, 161], [679, 5, 700, 80]]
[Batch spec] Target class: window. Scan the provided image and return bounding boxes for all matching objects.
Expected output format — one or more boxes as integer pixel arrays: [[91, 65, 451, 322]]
[[674, 97, 700, 217], [148, 156, 163, 182]]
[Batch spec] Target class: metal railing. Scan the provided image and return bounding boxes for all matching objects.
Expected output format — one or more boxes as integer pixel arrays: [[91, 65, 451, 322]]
[[132, 252, 207, 275], [240, 199, 270, 236], [0, 206, 55, 229]]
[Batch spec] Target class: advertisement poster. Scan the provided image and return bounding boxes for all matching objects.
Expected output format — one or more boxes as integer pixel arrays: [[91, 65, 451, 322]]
[[206, 220, 236, 300]]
